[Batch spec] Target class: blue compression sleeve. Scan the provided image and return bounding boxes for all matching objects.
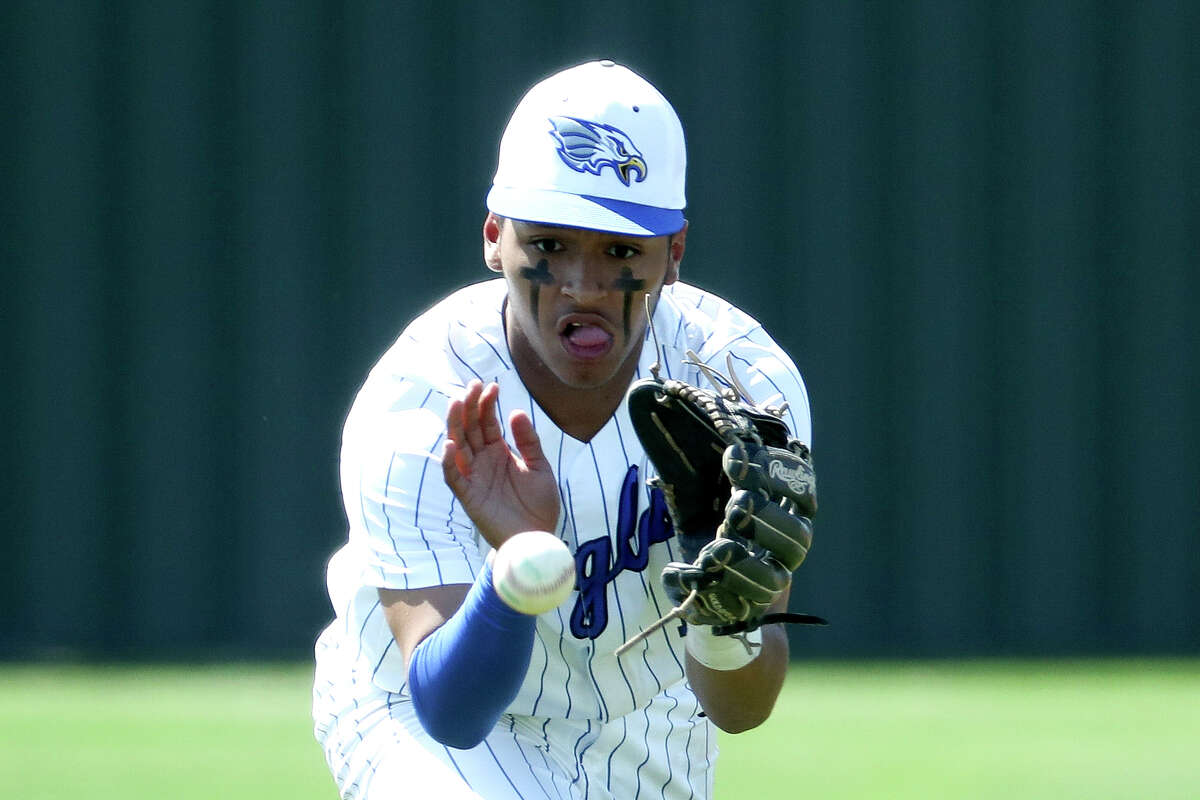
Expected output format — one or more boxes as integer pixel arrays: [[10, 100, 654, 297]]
[[407, 559, 537, 749]]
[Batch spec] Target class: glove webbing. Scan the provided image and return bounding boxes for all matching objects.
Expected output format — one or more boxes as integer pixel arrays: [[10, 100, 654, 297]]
[[658, 378, 756, 447]]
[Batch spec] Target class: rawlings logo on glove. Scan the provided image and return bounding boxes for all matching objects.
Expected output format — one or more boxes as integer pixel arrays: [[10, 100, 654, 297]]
[[768, 459, 813, 496]]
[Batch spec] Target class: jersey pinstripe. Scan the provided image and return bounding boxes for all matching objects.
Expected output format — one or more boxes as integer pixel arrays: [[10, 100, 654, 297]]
[[313, 277, 811, 798]]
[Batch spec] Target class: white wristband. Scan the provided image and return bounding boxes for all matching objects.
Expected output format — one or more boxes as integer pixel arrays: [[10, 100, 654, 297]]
[[684, 625, 763, 671]]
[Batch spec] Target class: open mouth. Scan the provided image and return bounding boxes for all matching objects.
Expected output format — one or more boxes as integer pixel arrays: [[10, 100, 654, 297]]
[[559, 320, 614, 361]]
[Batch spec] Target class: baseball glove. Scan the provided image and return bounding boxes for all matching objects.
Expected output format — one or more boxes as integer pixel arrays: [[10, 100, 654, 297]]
[[624, 350, 826, 643]]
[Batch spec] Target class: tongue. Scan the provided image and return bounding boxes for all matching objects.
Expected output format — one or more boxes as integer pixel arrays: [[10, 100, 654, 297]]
[[567, 325, 611, 347]]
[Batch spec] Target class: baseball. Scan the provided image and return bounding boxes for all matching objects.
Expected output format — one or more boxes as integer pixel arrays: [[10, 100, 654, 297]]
[[492, 531, 576, 615]]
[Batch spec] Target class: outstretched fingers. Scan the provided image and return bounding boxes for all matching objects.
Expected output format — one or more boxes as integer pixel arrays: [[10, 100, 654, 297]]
[[443, 380, 507, 487], [442, 439, 471, 490], [478, 382, 504, 446], [457, 380, 505, 452], [444, 388, 478, 484], [460, 380, 485, 453], [509, 410, 547, 471]]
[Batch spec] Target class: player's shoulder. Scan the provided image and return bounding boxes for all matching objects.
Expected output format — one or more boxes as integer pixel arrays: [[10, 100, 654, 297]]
[[658, 280, 772, 354], [380, 279, 508, 381], [349, 279, 510, 419], [659, 281, 812, 442], [401, 279, 508, 352]]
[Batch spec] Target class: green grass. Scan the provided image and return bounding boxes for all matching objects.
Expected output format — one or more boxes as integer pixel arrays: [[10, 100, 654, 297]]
[[715, 659, 1200, 799], [0, 659, 1197, 798], [0, 663, 330, 799]]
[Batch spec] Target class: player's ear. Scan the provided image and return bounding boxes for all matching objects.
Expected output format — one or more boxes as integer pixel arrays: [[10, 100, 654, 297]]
[[483, 213, 505, 272], [664, 220, 687, 285]]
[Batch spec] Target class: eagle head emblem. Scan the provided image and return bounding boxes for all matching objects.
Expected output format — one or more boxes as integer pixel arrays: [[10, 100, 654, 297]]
[[548, 116, 648, 186]]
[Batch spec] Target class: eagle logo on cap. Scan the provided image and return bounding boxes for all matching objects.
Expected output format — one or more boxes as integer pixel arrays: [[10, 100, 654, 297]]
[[548, 117, 647, 186]]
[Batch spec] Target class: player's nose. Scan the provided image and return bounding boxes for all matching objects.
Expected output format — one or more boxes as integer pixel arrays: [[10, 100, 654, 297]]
[[558, 260, 609, 303]]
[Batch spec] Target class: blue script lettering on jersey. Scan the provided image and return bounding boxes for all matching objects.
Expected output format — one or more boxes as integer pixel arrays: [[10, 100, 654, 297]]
[[570, 465, 674, 639]]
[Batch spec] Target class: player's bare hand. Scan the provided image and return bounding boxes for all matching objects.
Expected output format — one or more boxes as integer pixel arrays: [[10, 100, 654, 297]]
[[442, 380, 560, 549]]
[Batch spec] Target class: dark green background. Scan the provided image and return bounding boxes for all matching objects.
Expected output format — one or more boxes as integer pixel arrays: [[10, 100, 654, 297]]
[[4, 1, 1197, 659]]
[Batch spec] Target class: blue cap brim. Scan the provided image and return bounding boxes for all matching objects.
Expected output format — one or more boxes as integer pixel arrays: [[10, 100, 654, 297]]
[[487, 186, 685, 237]]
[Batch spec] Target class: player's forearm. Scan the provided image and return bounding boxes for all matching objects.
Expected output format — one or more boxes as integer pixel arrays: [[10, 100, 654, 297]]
[[686, 624, 790, 733], [406, 560, 537, 748]]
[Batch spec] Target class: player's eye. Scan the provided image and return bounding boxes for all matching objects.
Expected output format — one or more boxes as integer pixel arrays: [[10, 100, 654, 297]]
[[531, 238, 565, 254], [607, 243, 641, 259]]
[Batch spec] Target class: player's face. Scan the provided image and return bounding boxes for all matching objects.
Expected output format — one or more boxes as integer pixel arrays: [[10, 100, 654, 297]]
[[484, 214, 685, 392]]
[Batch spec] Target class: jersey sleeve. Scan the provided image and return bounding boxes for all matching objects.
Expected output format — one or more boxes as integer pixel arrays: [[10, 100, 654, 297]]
[[340, 382, 483, 593]]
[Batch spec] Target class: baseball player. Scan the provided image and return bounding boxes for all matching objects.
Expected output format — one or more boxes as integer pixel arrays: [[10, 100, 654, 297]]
[[313, 60, 816, 799]]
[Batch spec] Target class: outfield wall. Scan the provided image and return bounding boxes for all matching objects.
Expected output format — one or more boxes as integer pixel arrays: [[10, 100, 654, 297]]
[[4, 2, 1197, 658]]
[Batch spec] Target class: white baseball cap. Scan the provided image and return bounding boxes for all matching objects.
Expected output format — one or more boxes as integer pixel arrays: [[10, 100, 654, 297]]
[[486, 60, 687, 237]]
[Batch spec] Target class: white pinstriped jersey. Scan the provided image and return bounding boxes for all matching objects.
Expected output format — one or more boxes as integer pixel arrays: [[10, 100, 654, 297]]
[[313, 278, 811, 796]]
